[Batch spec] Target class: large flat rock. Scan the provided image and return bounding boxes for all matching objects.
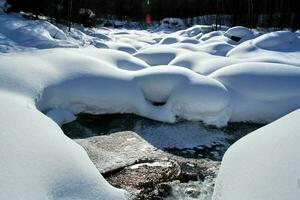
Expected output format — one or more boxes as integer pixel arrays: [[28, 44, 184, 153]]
[[75, 131, 162, 173]]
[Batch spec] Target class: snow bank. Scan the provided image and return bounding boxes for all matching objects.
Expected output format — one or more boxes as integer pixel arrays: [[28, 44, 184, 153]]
[[213, 109, 300, 200], [0, 14, 75, 52], [210, 62, 300, 123], [0, 92, 127, 200], [0, 48, 230, 126], [227, 31, 300, 66]]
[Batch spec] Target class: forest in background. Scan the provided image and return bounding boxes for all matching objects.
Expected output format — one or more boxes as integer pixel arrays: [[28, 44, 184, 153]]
[[5, 0, 300, 29]]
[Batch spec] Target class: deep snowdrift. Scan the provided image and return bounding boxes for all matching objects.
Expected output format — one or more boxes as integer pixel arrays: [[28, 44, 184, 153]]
[[0, 92, 127, 200], [213, 109, 300, 200], [0, 48, 231, 126]]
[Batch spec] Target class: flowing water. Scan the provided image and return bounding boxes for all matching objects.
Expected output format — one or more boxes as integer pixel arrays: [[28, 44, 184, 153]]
[[62, 114, 264, 199]]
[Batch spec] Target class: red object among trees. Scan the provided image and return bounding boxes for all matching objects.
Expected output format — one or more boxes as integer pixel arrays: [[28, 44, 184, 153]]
[[146, 14, 152, 23]]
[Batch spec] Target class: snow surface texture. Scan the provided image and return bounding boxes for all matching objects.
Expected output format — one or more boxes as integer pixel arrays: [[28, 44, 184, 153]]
[[213, 109, 300, 200], [1, 12, 300, 200]]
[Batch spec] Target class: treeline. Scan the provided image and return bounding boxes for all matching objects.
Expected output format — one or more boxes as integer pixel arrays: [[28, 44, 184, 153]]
[[6, 0, 300, 29]]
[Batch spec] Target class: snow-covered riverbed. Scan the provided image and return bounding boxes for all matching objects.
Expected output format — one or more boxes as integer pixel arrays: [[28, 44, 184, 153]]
[[1, 10, 300, 200]]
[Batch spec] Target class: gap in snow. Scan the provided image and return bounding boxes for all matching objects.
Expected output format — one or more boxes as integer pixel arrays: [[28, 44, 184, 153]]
[[61, 114, 264, 199], [62, 113, 264, 161]]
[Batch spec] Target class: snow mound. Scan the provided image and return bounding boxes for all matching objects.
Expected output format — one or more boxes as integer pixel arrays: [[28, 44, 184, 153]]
[[227, 31, 300, 66], [180, 25, 213, 37], [134, 45, 190, 66], [169, 43, 204, 51], [70, 47, 149, 71], [0, 92, 127, 200], [179, 38, 200, 44], [253, 31, 297, 50], [224, 26, 256, 43], [159, 36, 181, 44], [117, 37, 151, 49], [134, 66, 231, 126], [200, 31, 223, 41], [0, 48, 230, 126], [0, 14, 75, 52], [170, 52, 237, 75], [210, 62, 300, 123], [104, 41, 137, 54], [213, 109, 300, 200], [196, 41, 234, 56]]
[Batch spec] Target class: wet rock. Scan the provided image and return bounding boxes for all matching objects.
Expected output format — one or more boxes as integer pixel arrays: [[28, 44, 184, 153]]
[[185, 188, 201, 198], [105, 160, 179, 199], [75, 130, 220, 199], [75, 131, 161, 173]]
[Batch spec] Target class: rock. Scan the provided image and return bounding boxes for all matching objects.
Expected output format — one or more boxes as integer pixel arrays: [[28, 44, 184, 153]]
[[75, 130, 220, 199], [75, 131, 161, 173], [185, 188, 201, 198]]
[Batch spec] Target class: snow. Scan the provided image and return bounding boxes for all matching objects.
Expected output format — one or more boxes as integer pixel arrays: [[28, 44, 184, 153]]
[[0, 92, 127, 200], [160, 18, 185, 30], [159, 36, 181, 44], [200, 31, 223, 41], [0, 14, 75, 52], [210, 63, 300, 124], [134, 121, 227, 149], [73, 47, 149, 70], [169, 52, 236, 75], [223, 26, 256, 43], [213, 109, 300, 200], [227, 31, 300, 66], [104, 41, 137, 54], [180, 25, 213, 37], [0, 48, 230, 126], [133, 45, 190, 65], [1, 10, 300, 200]]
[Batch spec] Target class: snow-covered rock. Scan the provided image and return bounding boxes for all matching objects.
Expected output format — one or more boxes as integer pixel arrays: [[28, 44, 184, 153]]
[[213, 109, 300, 200], [227, 31, 300, 66], [134, 45, 190, 65], [223, 26, 256, 43], [210, 62, 300, 123]]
